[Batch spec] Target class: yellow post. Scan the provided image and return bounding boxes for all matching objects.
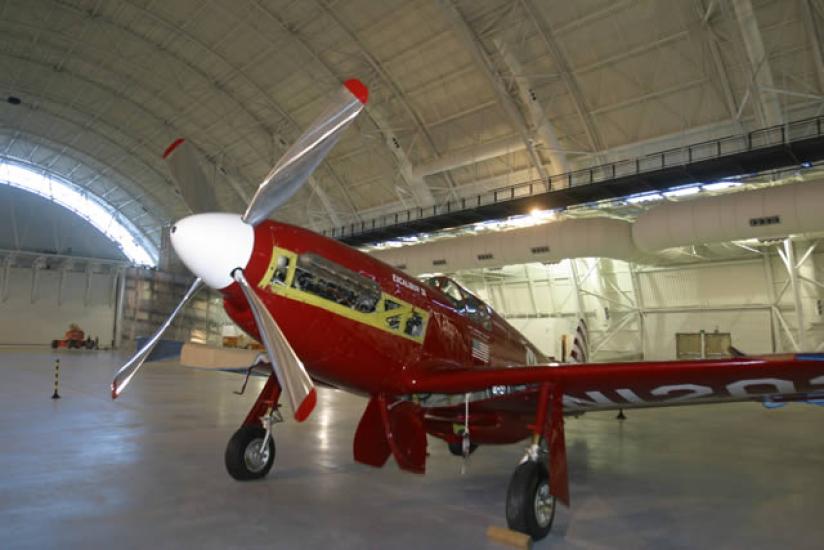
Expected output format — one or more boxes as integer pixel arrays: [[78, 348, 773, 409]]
[[51, 358, 61, 399]]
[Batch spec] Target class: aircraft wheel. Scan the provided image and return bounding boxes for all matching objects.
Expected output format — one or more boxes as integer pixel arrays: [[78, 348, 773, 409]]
[[506, 460, 555, 540], [225, 425, 275, 481], [447, 440, 478, 456]]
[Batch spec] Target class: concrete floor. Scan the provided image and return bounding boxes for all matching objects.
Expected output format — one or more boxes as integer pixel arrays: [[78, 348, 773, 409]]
[[1, 349, 823, 549]]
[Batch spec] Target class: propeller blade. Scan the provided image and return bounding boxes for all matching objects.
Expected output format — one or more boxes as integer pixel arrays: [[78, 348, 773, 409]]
[[242, 79, 368, 226], [232, 269, 316, 421], [162, 138, 221, 213], [111, 277, 204, 399]]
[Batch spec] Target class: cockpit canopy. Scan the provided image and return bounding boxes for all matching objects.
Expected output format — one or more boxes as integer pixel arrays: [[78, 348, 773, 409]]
[[422, 276, 492, 330]]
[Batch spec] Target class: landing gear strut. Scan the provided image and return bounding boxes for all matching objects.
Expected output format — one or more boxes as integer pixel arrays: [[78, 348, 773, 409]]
[[225, 372, 282, 481], [506, 382, 569, 541]]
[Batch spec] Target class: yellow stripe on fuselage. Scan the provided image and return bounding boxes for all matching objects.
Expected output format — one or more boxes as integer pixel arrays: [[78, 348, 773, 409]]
[[258, 247, 429, 344]]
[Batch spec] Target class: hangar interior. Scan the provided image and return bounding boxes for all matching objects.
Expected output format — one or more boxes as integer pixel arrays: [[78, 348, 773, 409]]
[[2, 0, 824, 548]]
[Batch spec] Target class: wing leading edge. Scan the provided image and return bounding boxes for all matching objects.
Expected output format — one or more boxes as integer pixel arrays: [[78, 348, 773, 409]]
[[404, 354, 824, 408]]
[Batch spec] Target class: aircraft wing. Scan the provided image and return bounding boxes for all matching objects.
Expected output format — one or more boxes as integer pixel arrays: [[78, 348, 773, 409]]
[[404, 354, 824, 407], [401, 353, 824, 506]]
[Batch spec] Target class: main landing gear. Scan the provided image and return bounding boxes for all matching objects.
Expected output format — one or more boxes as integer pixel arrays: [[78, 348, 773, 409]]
[[225, 373, 282, 481], [506, 459, 556, 540], [505, 383, 569, 541]]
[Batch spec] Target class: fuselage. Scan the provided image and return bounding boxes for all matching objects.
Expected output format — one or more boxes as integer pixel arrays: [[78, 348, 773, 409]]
[[220, 221, 545, 396], [216, 220, 824, 448]]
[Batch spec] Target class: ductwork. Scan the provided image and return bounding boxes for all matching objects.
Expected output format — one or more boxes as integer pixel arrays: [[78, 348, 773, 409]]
[[368, 179, 824, 274], [372, 218, 639, 274], [632, 180, 824, 252]]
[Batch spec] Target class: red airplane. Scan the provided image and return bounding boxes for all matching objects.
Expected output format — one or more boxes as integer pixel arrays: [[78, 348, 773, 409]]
[[111, 78, 824, 541]]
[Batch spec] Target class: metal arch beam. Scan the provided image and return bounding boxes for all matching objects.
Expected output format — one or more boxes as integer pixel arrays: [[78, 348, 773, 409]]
[[9, 8, 273, 159], [520, 0, 605, 155], [0, 128, 166, 239], [799, 0, 824, 95], [588, 78, 709, 116], [0, 30, 251, 210], [493, 38, 571, 175], [250, 0, 436, 209], [0, 80, 176, 215], [314, 0, 459, 200], [694, 0, 740, 121], [730, 0, 784, 126], [48, 1, 349, 227], [439, 0, 549, 183], [120, 0, 352, 224], [0, 118, 165, 227], [3, 15, 345, 226], [0, 46, 176, 149], [0, 153, 161, 259]]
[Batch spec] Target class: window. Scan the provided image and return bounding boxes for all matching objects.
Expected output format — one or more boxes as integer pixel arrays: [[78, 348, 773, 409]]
[[405, 311, 424, 337], [273, 255, 291, 285], [0, 159, 157, 265], [424, 275, 492, 330], [463, 295, 492, 331], [749, 215, 780, 227], [292, 253, 381, 313]]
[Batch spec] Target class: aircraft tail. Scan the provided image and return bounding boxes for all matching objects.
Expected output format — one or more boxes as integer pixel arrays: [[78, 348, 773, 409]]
[[568, 318, 589, 363]]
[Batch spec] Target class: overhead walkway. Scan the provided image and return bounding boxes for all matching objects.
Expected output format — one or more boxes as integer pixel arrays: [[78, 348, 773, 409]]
[[324, 116, 824, 246]]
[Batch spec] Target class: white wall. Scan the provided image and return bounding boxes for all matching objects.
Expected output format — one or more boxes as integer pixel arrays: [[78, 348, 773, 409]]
[[0, 266, 117, 346], [448, 248, 824, 362]]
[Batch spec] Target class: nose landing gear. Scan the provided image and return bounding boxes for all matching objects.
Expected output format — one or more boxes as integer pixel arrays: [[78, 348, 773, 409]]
[[225, 372, 282, 481], [225, 424, 276, 480]]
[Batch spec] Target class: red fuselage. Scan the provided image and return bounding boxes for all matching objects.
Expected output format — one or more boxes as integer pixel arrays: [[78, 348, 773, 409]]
[[220, 221, 544, 397], [218, 221, 824, 447]]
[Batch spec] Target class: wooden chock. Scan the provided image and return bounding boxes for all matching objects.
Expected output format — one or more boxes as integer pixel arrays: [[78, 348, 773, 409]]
[[486, 526, 532, 549]]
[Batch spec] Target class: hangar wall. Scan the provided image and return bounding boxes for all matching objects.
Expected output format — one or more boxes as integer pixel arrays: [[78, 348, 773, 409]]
[[451, 247, 823, 362], [0, 257, 229, 349], [0, 266, 117, 346]]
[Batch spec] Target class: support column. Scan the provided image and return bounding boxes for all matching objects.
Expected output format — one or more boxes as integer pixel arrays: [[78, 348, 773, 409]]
[[762, 251, 779, 353], [113, 268, 126, 349], [628, 262, 646, 359], [783, 239, 807, 350], [568, 259, 586, 322]]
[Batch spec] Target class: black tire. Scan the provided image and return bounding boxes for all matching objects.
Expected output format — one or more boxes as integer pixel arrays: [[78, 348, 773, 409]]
[[447, 440, 478, 457], [51, 340, 59, 349], [85, 339, 95, 350], [225, 425, 275, 481], [506, 461, 556, 540]]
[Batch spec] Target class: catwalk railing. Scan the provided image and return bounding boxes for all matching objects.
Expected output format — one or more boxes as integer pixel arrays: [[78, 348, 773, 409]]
[[323, 115, 824, 246]]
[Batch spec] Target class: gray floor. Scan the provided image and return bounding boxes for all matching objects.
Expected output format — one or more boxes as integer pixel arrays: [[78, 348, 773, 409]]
[[1, 349, 823, 549]]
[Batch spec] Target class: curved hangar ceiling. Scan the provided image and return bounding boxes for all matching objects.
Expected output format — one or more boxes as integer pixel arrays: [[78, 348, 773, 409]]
[[2, 0, 823, 259]]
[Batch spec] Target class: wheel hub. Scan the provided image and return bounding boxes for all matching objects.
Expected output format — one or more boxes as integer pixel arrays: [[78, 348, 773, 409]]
[[533, 481, 555, 528], [243, 437, 270, 473]]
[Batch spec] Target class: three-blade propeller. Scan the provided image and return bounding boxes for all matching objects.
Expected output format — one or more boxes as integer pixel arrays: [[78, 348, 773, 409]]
[[111, 79, 368, 423]]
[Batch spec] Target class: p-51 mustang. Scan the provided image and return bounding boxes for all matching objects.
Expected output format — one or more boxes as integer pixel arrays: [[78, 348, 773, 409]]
[[112, 79, 824, 540]]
